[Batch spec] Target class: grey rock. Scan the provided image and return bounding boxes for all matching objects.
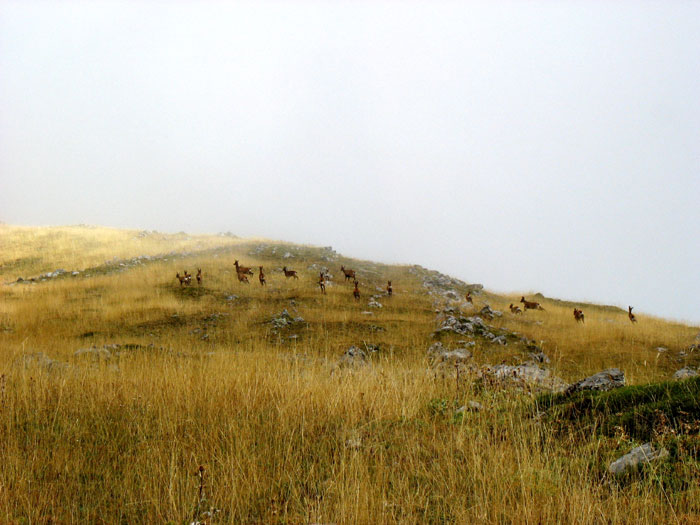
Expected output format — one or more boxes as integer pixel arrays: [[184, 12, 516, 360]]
[[609, 443, 669, 476], [480, 363, 568, 393], [73, 347, 112, 362], [337, 346, 371, 368], [673, 367, 699, 380], [656, 347, 668, 353], [491, 335, 507, 346], [528, 351, 550, 364], [21, 352, 70, 372], [368, 299, 383, 308], [564, 368, 625, 395]]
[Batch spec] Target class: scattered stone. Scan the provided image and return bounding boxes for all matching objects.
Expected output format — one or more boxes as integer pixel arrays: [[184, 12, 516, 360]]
[[361, 311, 374, 315], [479, 363, 568, 393], [491, 335, 507, 346], [673, 367, 698, 380], [479, 305, 502, 320], [270, 309, 305, 330], [225, 294, 238, 301], [73, 347, 112, 362], [656, 347, 668, 353], [528, 351, 550, 364], [368, 299, 382, 308], [564, 368, 625, 395], [21, 352, 70, 372], [609, 443, 669, 476], [337, 345, 372, 368]]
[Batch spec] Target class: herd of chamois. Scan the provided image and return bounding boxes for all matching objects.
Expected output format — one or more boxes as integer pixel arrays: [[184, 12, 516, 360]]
[[174, 260, 640, 323], [175, 260, 392, 301]]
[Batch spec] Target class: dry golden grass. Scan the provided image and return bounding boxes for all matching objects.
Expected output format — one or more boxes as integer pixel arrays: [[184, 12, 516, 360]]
[[0, 225, 698, 523]]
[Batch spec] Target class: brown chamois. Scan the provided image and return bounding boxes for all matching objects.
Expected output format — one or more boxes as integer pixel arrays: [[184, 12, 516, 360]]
[[319, 272, 326, 294], [236, 271, 249, 284], [234, 260, 253, 276], [387, 280, 392, 296], [573, 308, 585, 323], [196, 268, 202, 286], [340, 265, 356, 282], [509, 303, 523, 314], [352, 280, 360, 300], [176, 272, 187, 286], [282, 266, 298, 279], [258, 266, 266, 286], [628, 306, 637, 323], [520, 296, 545, 311], [465, 292, 473, 304], [183, 270, 192, 285]]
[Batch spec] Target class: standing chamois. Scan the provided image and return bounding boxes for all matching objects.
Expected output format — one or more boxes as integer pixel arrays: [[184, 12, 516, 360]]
[[352, 280, 360, 300], [176, 273, 187, 286], [258, 266, 266, 286], [509, 303, 523, 314], [183, 271, 192, 285], [282, 267, 298, 279], [573, 308, 585, 324], [340, 266, 356, 282], [234, 260, 253, 276], [319, 272, 326, 294], [628, 306, 637, 323], [465, 292, 473, 304], [520, 296, 545, 311], [196, 268, 202, 286], [386, 280, 392, 296]]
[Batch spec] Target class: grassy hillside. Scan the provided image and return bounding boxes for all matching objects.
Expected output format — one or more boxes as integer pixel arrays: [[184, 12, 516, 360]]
[[0, 224, 698, 523]]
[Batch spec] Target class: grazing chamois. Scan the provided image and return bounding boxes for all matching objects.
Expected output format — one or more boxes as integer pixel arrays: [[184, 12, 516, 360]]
[[520, 296, 544, 311], [340, 265, 356, 282], [319, 272, 326, 294], [509, 303, 523, 315], [183, 271, 192, 285], [628, 306, 637, 323], [353, 280, 360, 300], [236, 271, 249, 284], [176, 272, 187, 286], [282, 266, 298, 279], [196, 268, 202, 286], [387, 280, 392, 296], [465, 292, 473, 304], [234, 260, 253, 276], [573, 308, 585, 324], [258, 266, 266, 286]]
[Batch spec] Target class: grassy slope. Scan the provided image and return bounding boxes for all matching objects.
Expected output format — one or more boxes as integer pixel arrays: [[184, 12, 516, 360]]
[[0, 224, 698, 523]]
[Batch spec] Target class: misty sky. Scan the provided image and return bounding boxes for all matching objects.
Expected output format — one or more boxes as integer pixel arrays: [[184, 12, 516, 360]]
[[1, 1, 699, 322]]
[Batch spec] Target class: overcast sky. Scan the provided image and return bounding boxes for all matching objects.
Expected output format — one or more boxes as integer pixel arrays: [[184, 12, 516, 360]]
[[1, 1, 699, 323]]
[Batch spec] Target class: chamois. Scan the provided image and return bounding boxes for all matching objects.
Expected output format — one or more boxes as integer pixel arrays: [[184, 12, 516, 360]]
[[573, 308, 585, 324], [258, 266, 266, 286], [196, 268, 202, 286], [352, 280, 360, 300], [319, 272, 326, 294], [183, 271, 192, 285], [282, 266, 298, 279], [387, 280, 392, 296], [340, 265, 356, 282], [520, 296, 544, 311], [628, 306, 637, 323], [234, 260, 253, 276], [176, 273, 187, 286], [465, 292, 473, 304], [509, 303, 522, 314]]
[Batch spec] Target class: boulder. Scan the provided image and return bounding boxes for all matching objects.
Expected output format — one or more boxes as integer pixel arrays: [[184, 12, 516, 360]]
[[609, 443, 669, 476], [479, 363, 568, 393], [673, 367, 699, 380], [564, 368, 625, 395], [337, 346, 371, 368]]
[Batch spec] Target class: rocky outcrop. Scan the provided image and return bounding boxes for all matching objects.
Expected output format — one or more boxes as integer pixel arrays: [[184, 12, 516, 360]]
[[564, 368, 625, 395], [673, 367, 699, 380], [609, 443, 669, 476], [478, 363, 568, 393]]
